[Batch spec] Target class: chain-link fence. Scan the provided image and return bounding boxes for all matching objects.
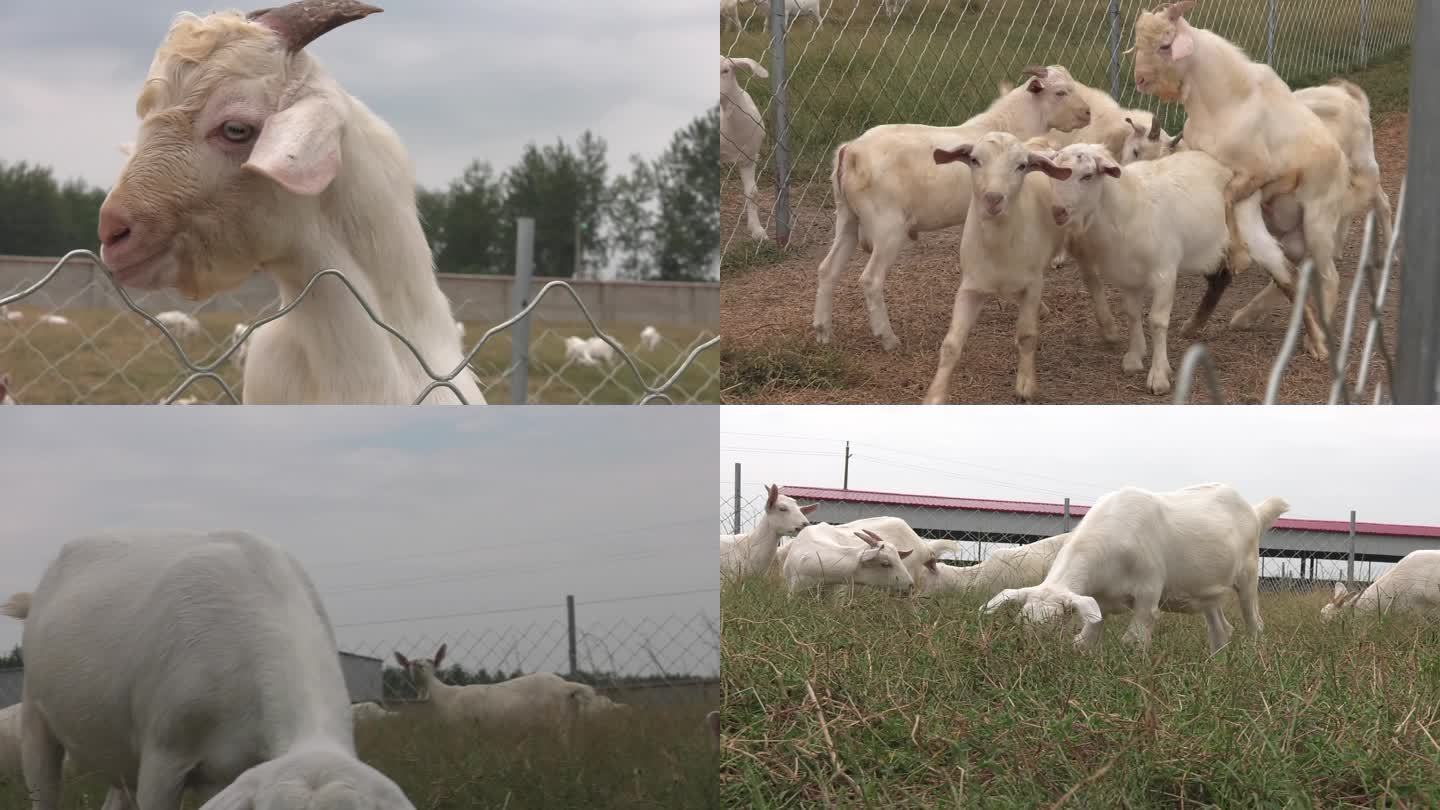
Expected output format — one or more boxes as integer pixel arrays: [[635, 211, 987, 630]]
[[721, 0, 1411, 251], [721, 0, 1440, 404], [0, 241, 719, 405], [722, 478, 1437, 594], [0, 603, 719, 710]]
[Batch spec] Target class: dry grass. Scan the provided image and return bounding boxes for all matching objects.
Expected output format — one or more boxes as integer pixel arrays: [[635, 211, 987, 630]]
[[0, 309, 719, 404], [722, 577, 1440, 807]]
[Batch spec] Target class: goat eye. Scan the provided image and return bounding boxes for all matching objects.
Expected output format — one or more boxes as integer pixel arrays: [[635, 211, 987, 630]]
[[221, 121, 255, 143], [1056, 91, 1068, 97], [1160, 43, 1172, 51]]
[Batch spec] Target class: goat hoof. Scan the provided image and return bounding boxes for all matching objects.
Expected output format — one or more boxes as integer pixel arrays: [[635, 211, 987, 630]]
[[1122, 353, 1145, 373], [1100, 327, 1122, 345], [813, 324, 832, 345], [1147, 370, 1172, 396], [1015, 380, 1037, 402], [878, 333, 901, 352]]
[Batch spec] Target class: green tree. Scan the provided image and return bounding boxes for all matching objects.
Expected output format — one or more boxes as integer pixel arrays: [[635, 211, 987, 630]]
[[502, 133, 609, 278], [0, 162, 108, 256], [433, 161, 508, 274], [607, 155, 657, 280], [651, 108, 720, 281]]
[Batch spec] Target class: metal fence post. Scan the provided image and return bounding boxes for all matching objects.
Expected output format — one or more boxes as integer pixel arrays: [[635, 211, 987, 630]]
[[1107, 0, 1121, 100], [733, 462, 742, 535], [1063, 497, 1071, 532], [1397, 0, 1440, 403], [1358, 0, 1370, 65], [1347, 511, 1356, 587], [509, 217, 535, 404], [566, 594, 577, 678], [769, 1, 791, 246], [1265, 0, 1278, 65]]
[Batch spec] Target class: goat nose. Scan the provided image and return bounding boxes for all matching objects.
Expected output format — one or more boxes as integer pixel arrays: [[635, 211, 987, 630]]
[[98, 204, 132, 249], [984, 192, 1003, 207]]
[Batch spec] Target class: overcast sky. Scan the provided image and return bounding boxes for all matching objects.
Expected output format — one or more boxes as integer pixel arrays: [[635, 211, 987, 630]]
[[721, 407, 1440, 529], [0, 407, 718, 678], [0, 1, 713, 190]]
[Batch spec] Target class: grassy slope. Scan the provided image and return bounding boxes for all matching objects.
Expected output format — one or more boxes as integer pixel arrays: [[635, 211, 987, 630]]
[[722, 578, 1440, 807]]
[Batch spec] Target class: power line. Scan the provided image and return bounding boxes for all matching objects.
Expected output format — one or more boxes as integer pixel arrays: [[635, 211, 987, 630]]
[[322, 545, 696, 596]]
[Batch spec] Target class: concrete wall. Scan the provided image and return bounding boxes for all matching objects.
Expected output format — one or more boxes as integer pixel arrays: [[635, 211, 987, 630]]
[[0, 254, 719, 328]]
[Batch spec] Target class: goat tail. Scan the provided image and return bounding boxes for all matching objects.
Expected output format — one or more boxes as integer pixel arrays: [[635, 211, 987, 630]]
[[0, 592, 31, 621], [1253, 497, 1291, 534], [1327, 78, 1371, 118]]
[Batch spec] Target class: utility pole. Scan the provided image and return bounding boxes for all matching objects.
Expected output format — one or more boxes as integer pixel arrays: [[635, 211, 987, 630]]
[[842, 441, 852, 489], [574, 219, 584, 278]]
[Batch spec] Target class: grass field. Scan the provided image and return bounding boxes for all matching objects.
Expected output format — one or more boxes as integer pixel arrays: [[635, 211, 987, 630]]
[[0, 307, 719, 404], [0, 704, 718, 809], [722, 578, 1440, 807]]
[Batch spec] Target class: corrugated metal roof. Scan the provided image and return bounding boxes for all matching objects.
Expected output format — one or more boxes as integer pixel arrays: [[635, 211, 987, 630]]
[[782, 486, 1440, 539]]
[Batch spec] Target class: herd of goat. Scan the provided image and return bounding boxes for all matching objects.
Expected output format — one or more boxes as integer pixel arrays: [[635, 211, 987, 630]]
[[0, 529, 718, 810], [722, 483, 1440, 652], [720, 1, 1395, 400]]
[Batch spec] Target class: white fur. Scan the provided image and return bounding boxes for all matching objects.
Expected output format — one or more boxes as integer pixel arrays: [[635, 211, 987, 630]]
[[922, 132, 1072, 403], [102, 11, 483, 404], [583, 336, 618, 366], [917, 532, 1071, 598], [812, 65, 1093, 350], [39, 314, 69, 326], [153, 310, 202, 339], [3, 530, 414, 810], [785, 517, 956, 587], [984, 483, 1289, 653], [1047, 144, 1289, 395], [720, 55, 770, 242], [781, 528, 916, 596], [349, 702, 397, 722], [1322, 550, 1440, 622], [721, 484, 816, 578], [563, 335, 597, 367], [639, 325, 662, 352]]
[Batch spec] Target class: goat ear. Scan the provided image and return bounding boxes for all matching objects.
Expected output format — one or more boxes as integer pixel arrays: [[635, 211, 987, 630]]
[[1167, 0, 1196, 20], [393, 652, 409, 669], [765, 484, 779, 510], [434, 643, 447, 668], [732, 57, 769, 79], [1099, 158, 1123, 178], [933, 144, 974, 166], [898, 549, 913, 559], [243, 95, 344, 196], [1066, 593, 1104, 626], [799, 503, 818, 515], [1169, 25, 1196, 60], [1125, 116, 1144, 137], [1026, 77, 1044, 94], [1331, 581, 1348, 601], [1027, 153, 1071, 180], [924, 558, 938, 571]]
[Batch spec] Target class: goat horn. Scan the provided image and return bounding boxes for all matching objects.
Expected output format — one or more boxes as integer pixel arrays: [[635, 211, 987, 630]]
[[1019, 65, 1049, 80], [1147, 115, 1163, 141], [249, 0, 383, 53]]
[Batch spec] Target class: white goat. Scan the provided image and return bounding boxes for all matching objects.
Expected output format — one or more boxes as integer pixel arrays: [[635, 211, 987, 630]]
[[782, 528, 916, 596], [584, 336, 619, 366], [1117, 112, 1182, 165], [753, 0, 824, 27], [3, 529, 414, 810], [39, 314, 70, 326], [917, 532, 1071, 598], [1132, 2, 1352, 361], [984, 483, 1289, 653], [785, 517, 957, 588], [813, 65, 1092, 350], [564, 335, 597, 367], [1046, 143, 1290, 395], [153, 310, 202, 339], [394, 646, 614, 738], [350, 702, 398, 722], [1322, 550, 1440, 622], [922, 132, 1073, 404], [1, 306, 21, 322], [97, 0, 483, 404], [721, 484, 817, 578], [720, 56, 769, 242], [639, 325, 662, 352]]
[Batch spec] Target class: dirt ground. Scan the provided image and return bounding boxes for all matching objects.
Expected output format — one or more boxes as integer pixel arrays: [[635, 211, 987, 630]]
[[720, 113, 1409, 405]]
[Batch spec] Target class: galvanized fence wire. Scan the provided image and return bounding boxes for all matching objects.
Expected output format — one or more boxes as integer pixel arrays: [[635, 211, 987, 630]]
[[721, 0, 1413, 252], [0, 250, 719, 405], [721, 493, 1417, 593], [0, 611, 720, 709]]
